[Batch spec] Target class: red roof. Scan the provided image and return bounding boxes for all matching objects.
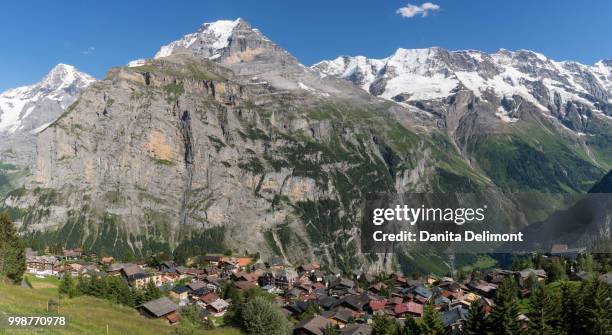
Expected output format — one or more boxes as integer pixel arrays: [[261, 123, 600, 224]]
[[166, 312, 181, 324], [369, 299, 388, 311], [394, 302, 423, 317], [200, 292, 220, 304], [389, 297, 404, 305]]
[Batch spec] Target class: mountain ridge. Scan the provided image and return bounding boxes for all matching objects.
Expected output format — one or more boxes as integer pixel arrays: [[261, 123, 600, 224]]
[[2, 19, 610, 272]]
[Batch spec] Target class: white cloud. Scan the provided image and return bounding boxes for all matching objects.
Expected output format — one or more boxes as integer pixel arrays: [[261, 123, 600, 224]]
[[82, 46, 95, 55], [396, 2, 441, 18]]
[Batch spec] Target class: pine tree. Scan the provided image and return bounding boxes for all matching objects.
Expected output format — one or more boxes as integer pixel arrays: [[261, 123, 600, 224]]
[[144, 279, 161, 301], [0, 213, 25, 283], [487, 277, 520, 335], [402, 316, 421, 335], [463, 299, 487, 335], [372, 315, 398, 335], [527, 285, 561, 334], [559, 281, 586, 335], [420, 303, 445, 335], [59, 273, 77, 298], [582, 278, 612, 335]]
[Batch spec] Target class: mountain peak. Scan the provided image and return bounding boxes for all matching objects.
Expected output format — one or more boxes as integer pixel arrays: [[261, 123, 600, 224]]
[[154, 18, 245, 60], [0, 63, 95, 135], [39, 63, 96, 91]]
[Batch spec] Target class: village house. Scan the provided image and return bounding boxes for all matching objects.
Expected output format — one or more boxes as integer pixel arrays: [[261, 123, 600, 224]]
[[170, 286, 190, 301], [517, 268, 547, 287], [294, 315, 332, 335], [99, 256, 114, 265], [62, 248, 82, 260], [322, 307, 354, 328], [206, 298, 230, 316], [276, 268, 299, 290], [137, 297, 180, 324], [26, 255, 59, 276], [339, 324, 373, 335], [394, 301, 423, 318]]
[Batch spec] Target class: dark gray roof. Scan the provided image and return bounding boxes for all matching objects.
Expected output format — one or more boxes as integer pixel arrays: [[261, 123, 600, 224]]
[[341, 324, 373, 335], [138, 297, 177, 317], [441, 307, 469, 327], [293, 315, 330, 335]]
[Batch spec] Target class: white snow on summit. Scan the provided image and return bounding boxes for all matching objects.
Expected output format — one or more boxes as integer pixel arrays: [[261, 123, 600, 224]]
[[0, 64, 95, 134], [313, 48, 612, 121], [154, 19, 241, 59]]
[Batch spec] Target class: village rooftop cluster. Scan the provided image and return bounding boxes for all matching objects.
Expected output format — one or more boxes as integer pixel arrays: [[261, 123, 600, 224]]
[[24, 245, 611, 335]]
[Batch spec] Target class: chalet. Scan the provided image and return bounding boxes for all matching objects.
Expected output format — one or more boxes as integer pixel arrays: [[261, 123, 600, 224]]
[[199, 292, 220, 305], [368, 282, 388, 295], [317, 295, 340, 310], [485, 268, 515, 284], [298, 263, 320, 275], [231, 271, 257, 282], [293, 315, 331, 335], [276, 268, 299, 290], [234, 280, 257, 291], [186, 281, 207, 292], [517, 269, 547, 287], [267, 256, 285, 270], [322, 307, 354, 328], [366, 299, 387, 314], [394, 302, 423, 318], [200, 255, 222, 266], [412, 286, 433, 300], [62, 248, 82, 260], [120, 264, 152, 288], [467, 280, 498, 298], [99, 256, 114, 265], [340, 324, 372, 335], [159, 261, 177, 272], [26, 255, 59, 276], [258, 271, 275, 287], [441, 306, 469, 332], [206, 299, 229, 316], [137, 297, 178, 323], [549, 244, 586, 260], [338, 293, 369, 313], [170, 286, 190, 300]]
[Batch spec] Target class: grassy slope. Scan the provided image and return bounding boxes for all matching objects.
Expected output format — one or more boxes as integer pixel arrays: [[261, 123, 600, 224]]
[[0, 276, 242, 335]]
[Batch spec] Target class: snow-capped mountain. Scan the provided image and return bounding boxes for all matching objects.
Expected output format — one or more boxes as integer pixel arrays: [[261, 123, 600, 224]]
[[313, 48, 612, 127], [154, 19, 242, 60], [150, 18, 354, 96], [0, 63, 95, 165]]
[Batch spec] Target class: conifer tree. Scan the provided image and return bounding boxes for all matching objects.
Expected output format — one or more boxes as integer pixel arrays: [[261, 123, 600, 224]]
[[487, 277, 520, 335], [420, 303, 445, 335], [59, 273, 77, 298], [144, 279, 161, 301], [463, 299, 487, 335], [527, 285, 561, 334], [401, 316, 421, 335], [0, 213, 25, 283], [559, 281, 586, 335], [582, 278, 612, 335]]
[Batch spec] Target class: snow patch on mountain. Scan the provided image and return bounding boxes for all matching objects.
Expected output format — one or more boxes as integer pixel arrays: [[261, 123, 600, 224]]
[[313, 48, 612, 123], [154, 19, 241, 60], [0, 64, 95, 134]]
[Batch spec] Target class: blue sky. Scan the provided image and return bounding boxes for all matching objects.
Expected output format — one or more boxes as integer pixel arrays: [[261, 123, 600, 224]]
[[1, 0, 610, 91]]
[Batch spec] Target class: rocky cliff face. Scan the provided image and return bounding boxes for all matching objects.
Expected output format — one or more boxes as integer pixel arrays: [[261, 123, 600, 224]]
[[3, 19, 611, 272]]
